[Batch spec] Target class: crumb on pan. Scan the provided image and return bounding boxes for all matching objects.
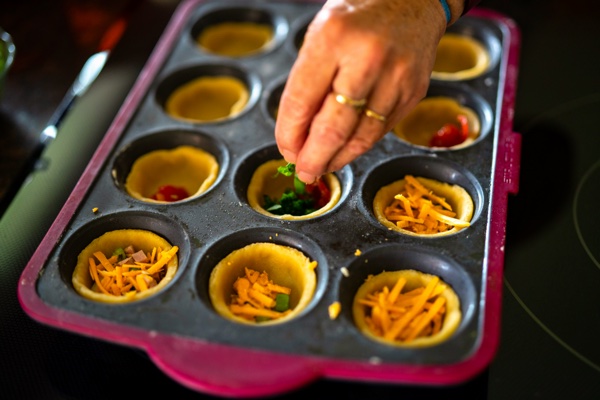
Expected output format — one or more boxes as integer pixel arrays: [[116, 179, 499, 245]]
[[328, 301, 341, 320]]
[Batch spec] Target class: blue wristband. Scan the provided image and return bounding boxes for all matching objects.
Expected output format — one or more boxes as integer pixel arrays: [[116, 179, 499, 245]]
[[439, 0, 452, 24]]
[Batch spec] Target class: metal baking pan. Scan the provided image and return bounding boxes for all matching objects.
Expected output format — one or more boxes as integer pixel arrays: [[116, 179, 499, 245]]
[[19, 0, 521, 397]]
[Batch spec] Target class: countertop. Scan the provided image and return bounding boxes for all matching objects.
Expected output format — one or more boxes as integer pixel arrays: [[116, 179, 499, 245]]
[[1, 0, 599, 399], [0, 0, 140, 213]]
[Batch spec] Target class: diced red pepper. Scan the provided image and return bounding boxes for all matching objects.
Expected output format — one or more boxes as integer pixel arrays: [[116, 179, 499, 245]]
[[151, 185, 190, 202], [429, 114, 470, 148]]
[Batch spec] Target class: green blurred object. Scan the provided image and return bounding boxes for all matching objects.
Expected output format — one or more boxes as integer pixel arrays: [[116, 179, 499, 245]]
[[0, 26, 15, 98]]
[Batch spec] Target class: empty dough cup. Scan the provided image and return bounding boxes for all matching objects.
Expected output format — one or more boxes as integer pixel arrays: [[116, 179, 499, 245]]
[[431, 33, 490, 81], [197, 22, 274, 57], [165, 76, 249, 122]]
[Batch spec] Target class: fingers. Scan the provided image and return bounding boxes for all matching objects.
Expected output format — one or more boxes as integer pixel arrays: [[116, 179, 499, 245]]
[[275, 12, 382, 183], [292, 90, 365, 184], [325, 61, 401, 173], [274, 8, 343, 165], [327, 53, 431, 173], [274, 38, 336, 165], [294, 53, 385, 183]]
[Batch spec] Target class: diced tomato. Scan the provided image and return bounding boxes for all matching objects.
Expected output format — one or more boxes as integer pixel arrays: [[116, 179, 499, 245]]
[[305, 178, 331, 208], [429, 114, 470, 148], [151, 185, 190, 202]]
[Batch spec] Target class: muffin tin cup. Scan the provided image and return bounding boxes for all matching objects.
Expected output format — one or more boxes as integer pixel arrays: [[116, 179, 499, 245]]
[[431, 17, 503, 81], [391, 82, 495, 150], [190, 2, 290, 58], [18, 1, 522, 397], [112, 128, 229, 203]]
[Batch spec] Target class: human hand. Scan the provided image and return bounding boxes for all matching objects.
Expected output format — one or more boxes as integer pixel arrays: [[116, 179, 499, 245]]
[[274, 0, 459, 183]]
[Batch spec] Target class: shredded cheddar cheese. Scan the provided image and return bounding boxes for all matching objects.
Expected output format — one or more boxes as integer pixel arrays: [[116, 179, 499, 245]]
[[87, 245, 178, 297], [383, 175, 470, 234], [328, 301, 341, 320], [357, 274, 447, 342], [230, 267, 292, 322]]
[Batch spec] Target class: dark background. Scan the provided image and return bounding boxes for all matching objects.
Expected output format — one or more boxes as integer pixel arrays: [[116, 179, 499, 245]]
[[1, 0, 599, 398]]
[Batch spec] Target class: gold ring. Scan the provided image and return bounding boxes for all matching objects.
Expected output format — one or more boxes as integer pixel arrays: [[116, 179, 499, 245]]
[[334, 93, 367, 110], [364, 108, 387, 123]]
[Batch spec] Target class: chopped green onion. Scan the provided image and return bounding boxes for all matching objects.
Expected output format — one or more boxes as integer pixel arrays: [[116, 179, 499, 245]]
[[293, 175, 306, 194], [112, 247, 126, 261], [277, 163, 296, 176], [264, 163, 319, 216], [275, 293, 290, 312]]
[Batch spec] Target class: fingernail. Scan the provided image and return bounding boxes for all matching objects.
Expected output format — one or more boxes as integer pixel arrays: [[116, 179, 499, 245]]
[[296, 171, 316, 184], [279, 150, 297, 164]]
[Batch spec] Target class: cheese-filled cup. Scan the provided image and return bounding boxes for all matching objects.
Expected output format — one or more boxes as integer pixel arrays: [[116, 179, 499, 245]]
[[72, 229, 179, 304], [352, 269, 461, 348]]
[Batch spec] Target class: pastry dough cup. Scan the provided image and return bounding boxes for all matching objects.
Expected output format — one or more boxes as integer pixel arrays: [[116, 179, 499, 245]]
[[72, 229, 178, 304], [165, 76, 249, 122], [125, 145, 219, 203], [209, 242, 317, 325], [393, 96, 481, 149], [197, 22, 274, 57], [247, 159, 341, 220], [352, 269, 461, 348], [373, 176, 474, 237], [431, 33, 490, 81]]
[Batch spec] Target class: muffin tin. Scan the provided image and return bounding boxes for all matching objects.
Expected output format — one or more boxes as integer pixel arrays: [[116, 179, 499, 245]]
[[18, 0, 522, 397]]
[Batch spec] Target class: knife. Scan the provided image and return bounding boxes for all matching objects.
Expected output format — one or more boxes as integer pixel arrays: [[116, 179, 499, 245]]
[[39, 50, 109, 144], [10, 49, 110, 194]]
